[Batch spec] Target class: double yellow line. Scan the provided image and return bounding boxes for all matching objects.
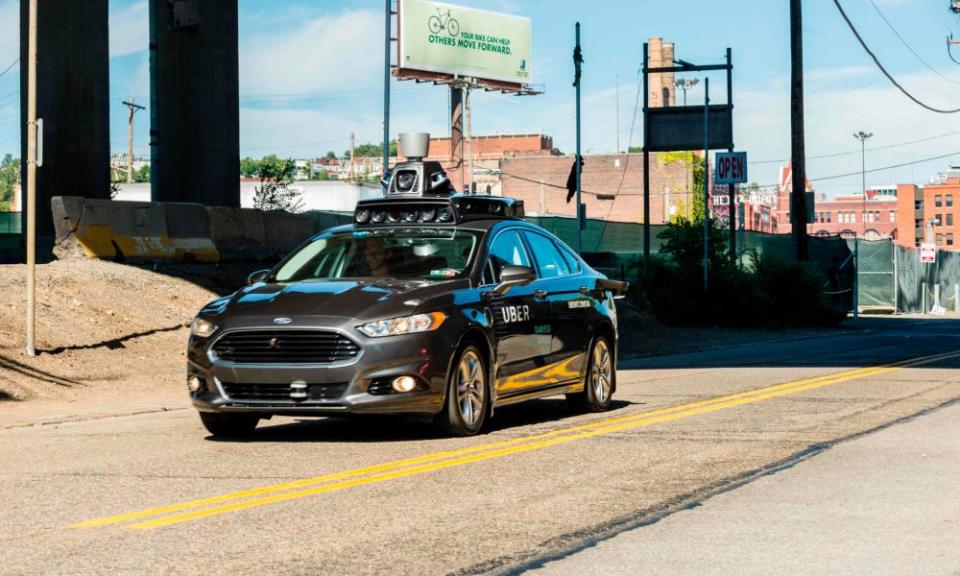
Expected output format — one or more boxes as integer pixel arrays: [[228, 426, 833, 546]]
[[72, 349, 960, 531]]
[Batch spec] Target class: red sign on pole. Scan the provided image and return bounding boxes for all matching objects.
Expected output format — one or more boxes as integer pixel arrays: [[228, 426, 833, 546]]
[[921, 243, 937, 263]]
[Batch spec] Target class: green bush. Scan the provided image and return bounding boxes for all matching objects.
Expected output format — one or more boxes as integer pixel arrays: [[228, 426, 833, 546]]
[[627, 219, 844, 329]]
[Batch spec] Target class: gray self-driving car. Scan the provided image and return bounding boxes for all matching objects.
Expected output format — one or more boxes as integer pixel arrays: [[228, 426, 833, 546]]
[[187, 152, 626, 437]]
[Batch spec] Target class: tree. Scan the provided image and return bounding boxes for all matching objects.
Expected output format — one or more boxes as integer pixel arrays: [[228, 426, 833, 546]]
[[240, 157, 260, 179], [134, 164, 151, 183], [324, 151, 337, 160], [0, 154, 20, 211], [251, 155, 304, 213]]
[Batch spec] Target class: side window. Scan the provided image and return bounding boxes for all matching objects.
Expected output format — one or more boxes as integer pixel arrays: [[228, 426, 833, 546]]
[[487, 230, 531, 282], [556, 241, 582, 274], [524, 232, 570, 279]]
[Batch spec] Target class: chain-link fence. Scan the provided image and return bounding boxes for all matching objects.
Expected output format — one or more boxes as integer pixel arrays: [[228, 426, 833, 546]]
[[846, 238, 960, 314]]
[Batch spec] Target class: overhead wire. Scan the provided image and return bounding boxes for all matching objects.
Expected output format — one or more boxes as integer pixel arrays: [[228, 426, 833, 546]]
[[866, 0, 960, 87], [0, 58, 18, 82], [833, 0, 960, 113], [751, 129, 960, 165]]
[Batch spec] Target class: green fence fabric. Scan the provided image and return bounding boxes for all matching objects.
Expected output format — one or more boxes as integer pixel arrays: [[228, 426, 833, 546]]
[[0, 212, 20, 234]]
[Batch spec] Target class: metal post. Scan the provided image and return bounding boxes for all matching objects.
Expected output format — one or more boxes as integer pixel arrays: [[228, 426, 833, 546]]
[[25, 0, 38, 357], [922, 281, 927, 314], [893, 243, 899, 313], [382, 0, 391, 178], [575, 23, 583, 254], [642, 42, 651, 262], [853, 237, 859, 319], [726, 48, 735, 263], [616, 73, 620, 153], [464, 80, 473, 193], [790, 0, 809, 260], [703, 78, 710, 292], [954, 283, 959, 313]]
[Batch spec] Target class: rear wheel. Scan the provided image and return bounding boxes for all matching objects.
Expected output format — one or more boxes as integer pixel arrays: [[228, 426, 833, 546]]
[[435, 345, 488, 436], [567, 337, 614, 413], [199, 412, 260, 438]]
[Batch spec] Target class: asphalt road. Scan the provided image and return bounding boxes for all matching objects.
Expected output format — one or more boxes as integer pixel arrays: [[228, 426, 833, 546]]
[[1, 317, 959, 575]]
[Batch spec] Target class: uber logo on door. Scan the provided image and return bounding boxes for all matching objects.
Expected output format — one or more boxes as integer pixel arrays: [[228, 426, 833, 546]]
[[501, 305, 531, 324]]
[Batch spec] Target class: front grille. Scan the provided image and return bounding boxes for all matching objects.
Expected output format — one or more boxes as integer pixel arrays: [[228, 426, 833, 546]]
[[221, 382, 348, 402], [211, 330, 360, 364]]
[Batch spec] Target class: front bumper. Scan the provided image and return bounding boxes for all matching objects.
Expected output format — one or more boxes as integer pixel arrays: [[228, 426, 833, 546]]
[[187, 318, 456, 416]]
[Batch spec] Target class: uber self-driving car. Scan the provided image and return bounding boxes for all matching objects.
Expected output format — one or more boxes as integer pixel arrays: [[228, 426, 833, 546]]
[[186, 134, 627, 437]]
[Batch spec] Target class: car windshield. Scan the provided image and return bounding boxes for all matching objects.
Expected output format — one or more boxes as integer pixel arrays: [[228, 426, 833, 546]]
[[274, 228, 481, 282]]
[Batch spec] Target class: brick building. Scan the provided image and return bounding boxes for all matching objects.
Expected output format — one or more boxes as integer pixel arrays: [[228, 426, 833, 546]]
[[898, 169, 960, 249], [501, 153, 687, 223]]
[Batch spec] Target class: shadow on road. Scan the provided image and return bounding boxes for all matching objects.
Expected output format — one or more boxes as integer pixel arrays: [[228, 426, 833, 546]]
[[42, 324, 185, 355], [207, 399, 633, 443], [0, 352, 85, 388]]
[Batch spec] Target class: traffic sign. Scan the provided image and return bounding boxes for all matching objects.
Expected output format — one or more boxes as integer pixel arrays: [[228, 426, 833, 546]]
[[921, 243, 937, 264], [715, 151, 747, 185]]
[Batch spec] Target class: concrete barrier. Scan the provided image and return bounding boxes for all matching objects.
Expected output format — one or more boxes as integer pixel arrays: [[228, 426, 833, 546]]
[[52, 197, 218, 262], [207, 206, 270, 262], [263, 211, 317, 256], [51, 196, 343, 263]]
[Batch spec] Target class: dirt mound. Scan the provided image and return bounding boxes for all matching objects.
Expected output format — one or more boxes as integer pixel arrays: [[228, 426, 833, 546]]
[[0, 260, 217, 411]]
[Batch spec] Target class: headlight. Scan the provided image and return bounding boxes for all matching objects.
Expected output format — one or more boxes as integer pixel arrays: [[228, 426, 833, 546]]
[[357, 312, 446, 338], [191, 317, 218, 338]]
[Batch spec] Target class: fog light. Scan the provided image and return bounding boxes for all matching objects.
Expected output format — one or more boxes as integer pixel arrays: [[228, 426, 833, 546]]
[[187, 376, 203, 393], [392, 376, 417, 393]]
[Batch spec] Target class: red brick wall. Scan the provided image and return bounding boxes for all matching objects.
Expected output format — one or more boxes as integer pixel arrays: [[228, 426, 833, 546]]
[[916, 180, 960, 249], [501, 154, 688, 224]]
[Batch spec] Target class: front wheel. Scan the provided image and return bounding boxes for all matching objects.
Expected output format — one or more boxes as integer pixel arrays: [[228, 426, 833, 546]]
[[567, 337, 614, 413], [435, 345, 488, 436], [447, 18, 460, 36], [199, 412, 259, 438]]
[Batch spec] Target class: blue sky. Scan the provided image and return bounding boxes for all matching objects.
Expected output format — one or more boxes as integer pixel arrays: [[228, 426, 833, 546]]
[[2, 0, 960, 194]]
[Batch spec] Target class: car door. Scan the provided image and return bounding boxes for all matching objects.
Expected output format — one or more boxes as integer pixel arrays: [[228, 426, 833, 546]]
[[521, 231, 591, 381], [482, 229, 553, 398]]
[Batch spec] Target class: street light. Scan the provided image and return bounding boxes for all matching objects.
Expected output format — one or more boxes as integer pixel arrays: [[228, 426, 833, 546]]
[[853, 131, 873, 238], [676, 78, 700, 217]]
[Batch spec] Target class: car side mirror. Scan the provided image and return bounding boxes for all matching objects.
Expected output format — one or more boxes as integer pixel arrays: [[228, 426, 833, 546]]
[[487, 265, 536, 298], [247, 269, 271, 286]]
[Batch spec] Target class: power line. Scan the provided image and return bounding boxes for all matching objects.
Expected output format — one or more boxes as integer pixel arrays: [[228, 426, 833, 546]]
[[866, 0, 960, 87], [751, 128, 960, 165], [0, 58, 18, 82], [833, 0, 960, 113]]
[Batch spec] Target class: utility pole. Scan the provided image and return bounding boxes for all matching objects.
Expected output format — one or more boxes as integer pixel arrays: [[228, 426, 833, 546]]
[[25, 0, 38, 357], [676, 78, 699, 217], [642, 43, 651, 262], [574, 23, 584, 254], [703, 77, 710, 292], [790, 0, 809, 260], [464, 79, 473, 193], [382, 0, 391, 180], [349, 132, 356, 182], [854, 130, 873, 238], [122, 99, 145, 183], [616, 73, 620, 153]]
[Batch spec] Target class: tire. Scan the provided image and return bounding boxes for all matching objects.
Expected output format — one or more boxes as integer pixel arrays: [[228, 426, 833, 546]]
[[447, 18, 460, 37], [199, 412, 260, 438], [428, 15, 443, 34], [435, 345, 488, 436], [567, 336, 614, 413]]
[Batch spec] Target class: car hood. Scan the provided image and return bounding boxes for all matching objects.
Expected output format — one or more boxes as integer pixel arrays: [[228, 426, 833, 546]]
[[217, 278, 468, 321]]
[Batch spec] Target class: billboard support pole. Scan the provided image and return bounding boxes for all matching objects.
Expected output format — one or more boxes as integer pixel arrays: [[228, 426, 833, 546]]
[[703, 77, 710, 293], [382, 0, 391, 179], [726, 48, 736, 264], [574, 23, 583, 254], [642, 42, 650, 263]]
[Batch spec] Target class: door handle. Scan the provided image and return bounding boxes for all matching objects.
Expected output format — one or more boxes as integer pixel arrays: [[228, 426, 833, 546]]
[[533, 289, 548, 299]]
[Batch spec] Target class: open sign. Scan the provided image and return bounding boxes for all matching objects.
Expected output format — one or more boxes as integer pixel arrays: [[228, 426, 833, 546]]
[[715, 152, 747, 185]]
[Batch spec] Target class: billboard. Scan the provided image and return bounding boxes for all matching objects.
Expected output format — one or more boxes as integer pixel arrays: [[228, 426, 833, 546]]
[[646, 105, 734, 152], [398, 0, 532, 85]]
